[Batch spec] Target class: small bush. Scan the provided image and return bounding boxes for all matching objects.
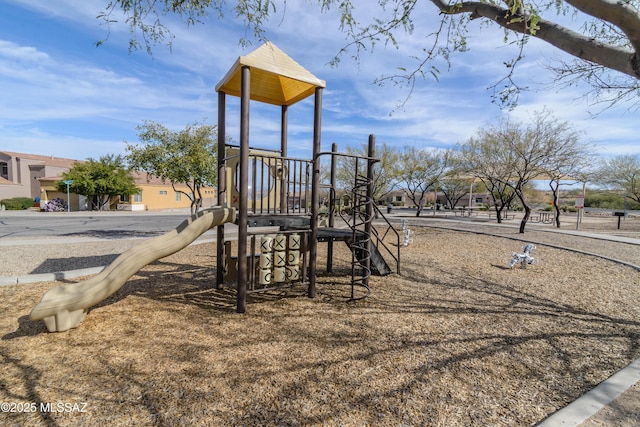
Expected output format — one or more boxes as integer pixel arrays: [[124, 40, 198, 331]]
[[43, 198, 68, 212], [0, 197, 35, 210], [585, 192, 640, 210]]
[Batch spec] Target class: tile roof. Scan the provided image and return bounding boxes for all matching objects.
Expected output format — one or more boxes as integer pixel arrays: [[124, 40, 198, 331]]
[[0, 151, 81, 169]]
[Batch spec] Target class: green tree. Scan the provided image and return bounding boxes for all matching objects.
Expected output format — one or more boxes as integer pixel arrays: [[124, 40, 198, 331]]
[[58, 155, 139, 211], [99, 0, 640, 108], [126, 121, 220, 214], [595, 154, 640, 204]]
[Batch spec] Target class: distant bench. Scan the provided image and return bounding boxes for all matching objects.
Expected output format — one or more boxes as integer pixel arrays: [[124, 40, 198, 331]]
[[528, 212, 553, 224], [488, 212, 515, 220], [453, 208, 480, 217]]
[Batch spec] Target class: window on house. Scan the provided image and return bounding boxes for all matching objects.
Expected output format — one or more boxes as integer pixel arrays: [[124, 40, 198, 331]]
[[1, 162, 8, 179], [395, 196, 402, 202], [119, 194, 128, 202], [159, 190, 168, 195], [134, 193, 142, 202], [176, 192, 181, 202]]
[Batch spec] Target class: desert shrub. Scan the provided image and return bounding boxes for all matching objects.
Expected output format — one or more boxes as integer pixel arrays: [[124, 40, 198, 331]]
[[559, 205, 578, 213], [585, 192, 640, 210], [0, 197, 34, 210]]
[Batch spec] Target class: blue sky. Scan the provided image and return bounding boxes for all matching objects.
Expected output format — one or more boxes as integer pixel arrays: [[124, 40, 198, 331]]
[[1, 0, 638, 164]]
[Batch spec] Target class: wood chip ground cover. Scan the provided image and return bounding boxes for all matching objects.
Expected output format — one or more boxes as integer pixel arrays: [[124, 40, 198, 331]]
[[1, 227, 639, 426]]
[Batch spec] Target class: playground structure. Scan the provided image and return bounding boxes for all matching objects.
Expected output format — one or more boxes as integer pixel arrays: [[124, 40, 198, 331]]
[[29, 42, 400, 332], [215, 42, 400, 313]]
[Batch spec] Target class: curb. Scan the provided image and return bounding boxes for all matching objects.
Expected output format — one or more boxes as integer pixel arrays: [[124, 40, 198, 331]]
[[0, 267, 105, 286], [536, 358, 640, 426]]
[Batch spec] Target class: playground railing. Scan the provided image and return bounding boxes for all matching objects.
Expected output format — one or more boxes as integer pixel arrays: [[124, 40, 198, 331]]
[[371, 203, 401, 275]]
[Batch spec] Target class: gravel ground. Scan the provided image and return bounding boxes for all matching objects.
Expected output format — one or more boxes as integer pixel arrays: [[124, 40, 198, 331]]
[[402, 218, 640, 267], [0, 213, 638, 426]]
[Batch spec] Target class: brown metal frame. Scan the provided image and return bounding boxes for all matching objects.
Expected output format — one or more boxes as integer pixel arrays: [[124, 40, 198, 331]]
[[216, 64, 324, 313], [216, 62, 399, 313]]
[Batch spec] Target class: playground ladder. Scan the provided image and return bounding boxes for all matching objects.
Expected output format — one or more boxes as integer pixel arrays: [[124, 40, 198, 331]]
[[342, 174, 400, 300]]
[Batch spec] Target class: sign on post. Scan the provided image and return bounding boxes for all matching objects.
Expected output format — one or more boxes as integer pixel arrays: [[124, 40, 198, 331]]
[[574, 194, 585, 230], [62, 180, 73, 212]]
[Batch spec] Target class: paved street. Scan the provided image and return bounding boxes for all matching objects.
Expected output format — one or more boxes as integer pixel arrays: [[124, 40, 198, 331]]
[[0, 209, 194, 240]]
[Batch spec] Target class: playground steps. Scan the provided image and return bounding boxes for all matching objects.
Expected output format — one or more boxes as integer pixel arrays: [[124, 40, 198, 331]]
[[316, 228, 392, 275]]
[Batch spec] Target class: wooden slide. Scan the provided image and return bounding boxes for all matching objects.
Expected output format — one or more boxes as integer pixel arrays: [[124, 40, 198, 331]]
[[29, 206, 236, 332]]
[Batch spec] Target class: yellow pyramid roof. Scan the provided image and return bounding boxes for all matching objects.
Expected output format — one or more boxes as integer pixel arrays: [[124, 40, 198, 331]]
[[215, 42, 326, 106]]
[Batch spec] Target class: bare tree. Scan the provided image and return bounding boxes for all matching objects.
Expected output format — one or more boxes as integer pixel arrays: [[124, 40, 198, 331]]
[[393, 146, 448, 217], [502, 114, 560, 232], [538, 117, 593, 227], [458, 137, 519, 224], [438, 176, 470, 210], [335, 142, 400, 203], [595, 154, 640, 204], [462, 112, 580, 233]]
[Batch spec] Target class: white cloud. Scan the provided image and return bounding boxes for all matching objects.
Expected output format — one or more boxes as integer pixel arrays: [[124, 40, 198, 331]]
[[0, 0, 637, 164], [0, 126, 127, 160]]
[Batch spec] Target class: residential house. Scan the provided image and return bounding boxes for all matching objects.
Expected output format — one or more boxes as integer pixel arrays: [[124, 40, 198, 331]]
[[118, 172, 217, 211], [1, 151, 216, 211], [382, 190, 407, 206], [0, 151, 78, 202]]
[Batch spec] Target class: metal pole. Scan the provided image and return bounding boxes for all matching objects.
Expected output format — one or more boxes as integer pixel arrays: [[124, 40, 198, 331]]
[[364, 134, 375, 288], [216, 91, 226, 288], [327, 142, 337, 273], [581, 181, 586, 224], [66, 183, 70, 212], [309, 87, 323, 299], [433, 182, 437, 216], [280, 105, 288, 213], [237, 65, 250, 313]]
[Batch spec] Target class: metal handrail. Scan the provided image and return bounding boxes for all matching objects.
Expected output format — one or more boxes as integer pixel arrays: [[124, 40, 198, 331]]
[[371, 204, 401, 274]]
